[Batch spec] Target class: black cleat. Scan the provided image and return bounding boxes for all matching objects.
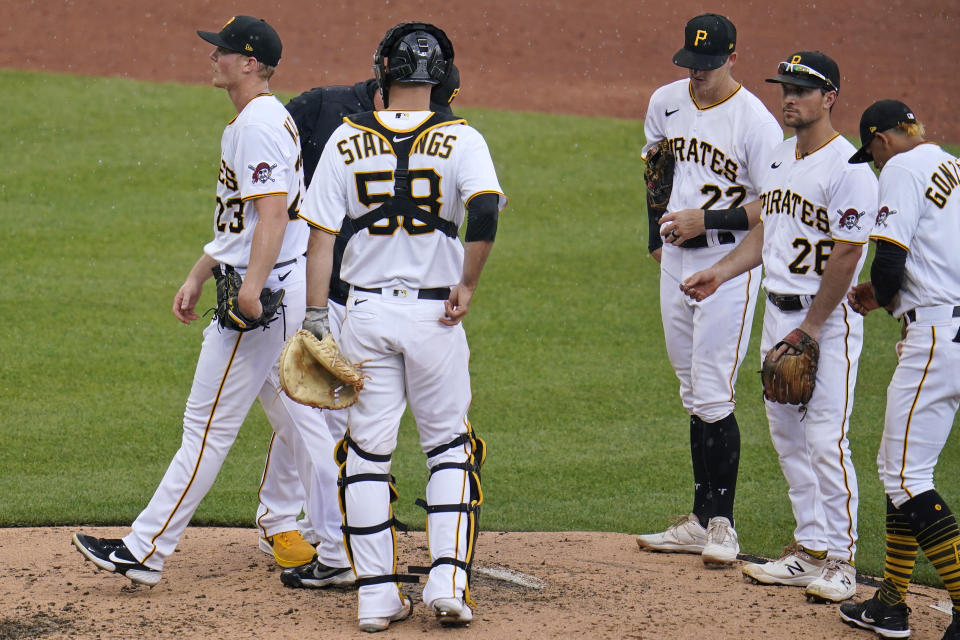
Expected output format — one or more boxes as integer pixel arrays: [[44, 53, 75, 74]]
[[280, 556, 355, 588], [943, 608, 960, 640], [839, 591, 911, 639], [72, 533, 162, 587]]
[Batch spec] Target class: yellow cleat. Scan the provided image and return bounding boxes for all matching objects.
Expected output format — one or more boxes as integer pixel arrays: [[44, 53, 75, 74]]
[[259, 530, 316, 568]]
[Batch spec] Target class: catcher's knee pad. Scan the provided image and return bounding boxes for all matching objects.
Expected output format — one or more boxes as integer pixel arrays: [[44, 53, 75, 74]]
[[335, 433, 417, 589], [416, 427, 485, 603]]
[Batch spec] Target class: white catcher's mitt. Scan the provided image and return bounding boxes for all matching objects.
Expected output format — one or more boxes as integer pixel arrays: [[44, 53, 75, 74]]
[[278, 330, 364, 409]]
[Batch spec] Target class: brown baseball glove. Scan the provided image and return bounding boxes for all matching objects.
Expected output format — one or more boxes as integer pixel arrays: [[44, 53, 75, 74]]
[[761, 329, 819, 405], [278, 330, 364, 409], [644, 139, 675, 215]]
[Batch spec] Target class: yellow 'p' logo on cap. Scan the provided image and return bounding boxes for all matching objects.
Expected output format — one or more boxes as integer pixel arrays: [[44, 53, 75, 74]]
[[790, 55, 802, 64], [222, 16, 236, 30], [694, 29, 708, 47]]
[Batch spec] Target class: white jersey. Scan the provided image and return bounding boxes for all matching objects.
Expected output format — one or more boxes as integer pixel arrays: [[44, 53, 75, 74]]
[[869, 143, 960, 317], [759, 134, 878, 295], [643, 79, 782, 215], [300, 110, 507, 289], [204, 94, 308, 267]]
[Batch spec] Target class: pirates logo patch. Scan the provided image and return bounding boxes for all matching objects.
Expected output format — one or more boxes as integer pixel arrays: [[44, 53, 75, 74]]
[[876, 205, 898, 228], [837, 208, 864, 231], [249, 162, 277, 184]]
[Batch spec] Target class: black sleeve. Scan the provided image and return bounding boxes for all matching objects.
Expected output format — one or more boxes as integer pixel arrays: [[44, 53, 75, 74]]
[[648, 206, 663, 253], [871, 239, 908, 308], [464, 193, 499, 242], [285, 89, 324, 188]]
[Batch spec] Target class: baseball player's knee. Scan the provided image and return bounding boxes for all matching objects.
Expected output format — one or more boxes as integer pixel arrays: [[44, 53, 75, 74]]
[[419, 431, 484, 578], [883, 476, 936, 509], [692, 401, 736, 424]]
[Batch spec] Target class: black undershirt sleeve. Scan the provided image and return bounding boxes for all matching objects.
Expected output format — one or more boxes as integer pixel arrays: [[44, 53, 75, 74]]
[[464, 193, 499, 242], [648, 207, 663, 253], [871, 239, 908, 308]]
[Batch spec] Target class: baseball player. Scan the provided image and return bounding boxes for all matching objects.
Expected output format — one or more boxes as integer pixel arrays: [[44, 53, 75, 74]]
[[635, 13, 782, 567], [680, 51, 878, 602], [298, 21, 505, 632], [255, 70, 461, 582], [71, 15, 348, 587], [838, 101, 960, 640]]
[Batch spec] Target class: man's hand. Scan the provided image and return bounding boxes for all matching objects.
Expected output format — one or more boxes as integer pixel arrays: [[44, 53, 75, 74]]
[[303, 306, 330, 339], [173, 279, 204, 324], [847, 281, 880, 316], [680, 268, 723, 302], [659, 209, 705, 245], [441, 284, 475, 326], [238, 282, 263, 320]]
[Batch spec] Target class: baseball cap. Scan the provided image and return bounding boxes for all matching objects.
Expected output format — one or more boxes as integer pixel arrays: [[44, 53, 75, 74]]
[[849, 99, 918, 164], [197, 16, 282, 67], [672, 14, 736, 70], [431, 63, 460, 106], [765, 51, 839, 92]]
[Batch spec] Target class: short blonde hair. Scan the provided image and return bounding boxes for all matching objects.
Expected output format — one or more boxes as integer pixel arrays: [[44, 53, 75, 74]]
[[256, 62, 275, 80], [896, 121, 925, 137]]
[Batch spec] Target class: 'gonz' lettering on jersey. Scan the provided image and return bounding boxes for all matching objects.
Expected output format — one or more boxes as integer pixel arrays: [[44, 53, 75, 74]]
[[670, 136, 739, 182], [759, 188, 831, 234], [925, 158, 960, 209]]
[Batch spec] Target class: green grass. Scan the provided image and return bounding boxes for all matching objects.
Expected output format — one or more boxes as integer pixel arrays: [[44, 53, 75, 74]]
[[1, 68, 959, 587]]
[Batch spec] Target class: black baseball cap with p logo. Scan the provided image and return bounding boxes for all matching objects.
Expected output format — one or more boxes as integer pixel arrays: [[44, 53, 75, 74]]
[[849, 99, 918, 164], [673, 13, 736, 70], [766, 51, 840, 92], [198, 16, 282, 67]]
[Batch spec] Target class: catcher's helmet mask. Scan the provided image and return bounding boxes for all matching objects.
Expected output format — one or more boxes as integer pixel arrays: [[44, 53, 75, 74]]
[[374, 22, 454, 107]]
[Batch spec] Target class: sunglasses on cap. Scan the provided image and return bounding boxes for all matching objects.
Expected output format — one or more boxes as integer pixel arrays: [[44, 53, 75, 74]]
[[777, 61, 837, 91]]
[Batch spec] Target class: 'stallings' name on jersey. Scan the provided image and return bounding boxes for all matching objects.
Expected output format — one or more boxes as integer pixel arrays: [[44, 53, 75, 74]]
[[926, 158, 960, 209], [337, 130, 458, 165], [759, 188, 830, 234], [670, 136, 739, 183]]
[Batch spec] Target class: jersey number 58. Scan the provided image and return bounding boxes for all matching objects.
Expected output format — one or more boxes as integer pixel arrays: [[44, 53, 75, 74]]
[[355, 170, 442, 236]]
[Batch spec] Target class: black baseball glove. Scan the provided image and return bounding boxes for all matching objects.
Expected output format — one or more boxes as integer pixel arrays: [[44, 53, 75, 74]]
[[645, 139, 675, 253], [212, 266, 285, 332]]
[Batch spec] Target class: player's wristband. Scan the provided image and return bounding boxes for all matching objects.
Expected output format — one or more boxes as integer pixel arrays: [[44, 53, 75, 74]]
[[704, 207, 748, 230]]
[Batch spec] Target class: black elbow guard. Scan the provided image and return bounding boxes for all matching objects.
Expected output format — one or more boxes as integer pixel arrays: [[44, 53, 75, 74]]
[[871, 240, 908, 308], [465, 193, 499, 242]]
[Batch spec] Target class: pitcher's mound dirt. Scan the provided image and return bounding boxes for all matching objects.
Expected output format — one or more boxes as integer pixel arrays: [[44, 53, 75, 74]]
[[0, 527, 953, 639]]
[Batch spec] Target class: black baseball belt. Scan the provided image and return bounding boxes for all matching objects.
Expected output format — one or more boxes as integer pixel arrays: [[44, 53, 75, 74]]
[[353, 285, 451, 301], [680, 231, 735, 249], [767, 291, 815, 312]]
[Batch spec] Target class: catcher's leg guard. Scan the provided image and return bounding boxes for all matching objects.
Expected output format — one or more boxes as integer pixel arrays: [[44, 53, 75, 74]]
[[418, 427, 485, 607], [336, 434, 417, 618]]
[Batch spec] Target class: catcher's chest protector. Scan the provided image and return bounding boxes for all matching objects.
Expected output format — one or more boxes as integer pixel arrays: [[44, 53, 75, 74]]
[[340, 112, 464, 239]]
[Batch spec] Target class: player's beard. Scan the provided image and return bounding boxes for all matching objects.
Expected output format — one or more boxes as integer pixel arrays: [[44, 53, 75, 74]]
[[782, 109, 817, 131]]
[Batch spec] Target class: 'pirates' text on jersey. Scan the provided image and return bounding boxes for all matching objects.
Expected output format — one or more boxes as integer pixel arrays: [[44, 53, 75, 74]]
[[300, 110, 506, 290], [760, 134, 878, 295], [869, 143, 960, 317], [205, 94, 308, 267], [643, 79, 782, 214]]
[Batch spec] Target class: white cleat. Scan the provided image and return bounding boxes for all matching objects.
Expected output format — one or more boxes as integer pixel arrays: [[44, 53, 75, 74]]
[[636, 514, 707, 554], [432, 597, 473, 627], [702, 516, 740, 566], [806, 558, 857, 603], [742, 545, 826, 587], [358, 597, 413, 633]]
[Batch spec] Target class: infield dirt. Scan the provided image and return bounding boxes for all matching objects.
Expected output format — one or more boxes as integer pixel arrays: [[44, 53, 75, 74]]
[[1, 0, 956, 638]]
